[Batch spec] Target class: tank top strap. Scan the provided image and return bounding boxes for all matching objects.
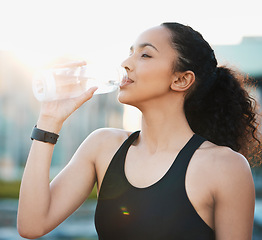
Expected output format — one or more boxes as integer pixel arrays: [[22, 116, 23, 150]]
[[126, 131, 141, 145], [98, 131, 140, 199], [172, 134, 206, 178], [116, 130, 140, 168], [111, 130, 140, 164]]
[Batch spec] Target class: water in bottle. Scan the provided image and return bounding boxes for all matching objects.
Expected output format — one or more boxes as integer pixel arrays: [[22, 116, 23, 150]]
[[32, 63, 127, 102]]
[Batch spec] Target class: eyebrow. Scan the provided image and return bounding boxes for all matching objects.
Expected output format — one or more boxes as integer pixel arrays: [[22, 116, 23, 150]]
[[130, 42, 159, 52]]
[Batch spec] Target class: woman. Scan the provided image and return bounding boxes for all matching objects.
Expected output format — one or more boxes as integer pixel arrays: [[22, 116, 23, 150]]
[[17, 22, 260, 239]]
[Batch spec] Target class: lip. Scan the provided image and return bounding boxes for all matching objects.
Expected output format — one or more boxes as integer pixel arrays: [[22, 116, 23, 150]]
[[119, 77, 134, 88]]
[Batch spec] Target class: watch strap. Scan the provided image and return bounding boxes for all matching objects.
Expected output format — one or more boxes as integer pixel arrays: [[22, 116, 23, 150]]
[[31, 125, 59, 144]]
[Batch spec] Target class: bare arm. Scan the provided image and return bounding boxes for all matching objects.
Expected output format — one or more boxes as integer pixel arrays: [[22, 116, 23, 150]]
[[213, 150, 255, 240], [17, 83, 98, 238]]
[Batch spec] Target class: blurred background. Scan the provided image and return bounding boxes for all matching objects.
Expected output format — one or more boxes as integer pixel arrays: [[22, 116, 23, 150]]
[[0, 0, 261, 239]]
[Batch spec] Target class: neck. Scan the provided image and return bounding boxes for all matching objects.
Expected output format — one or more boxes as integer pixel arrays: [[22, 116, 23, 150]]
[[137, 95, 194, 153]]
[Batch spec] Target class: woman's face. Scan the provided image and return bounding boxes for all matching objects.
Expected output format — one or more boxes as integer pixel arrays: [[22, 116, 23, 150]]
[[118, 25, 178, 108]]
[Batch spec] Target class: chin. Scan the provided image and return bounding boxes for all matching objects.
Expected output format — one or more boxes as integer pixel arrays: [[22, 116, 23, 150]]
[[117, 91, 137, 107], [118, 91, 130, 105]]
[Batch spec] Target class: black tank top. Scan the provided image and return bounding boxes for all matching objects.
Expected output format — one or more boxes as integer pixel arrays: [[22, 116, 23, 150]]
[[95, 131, 215, 240]]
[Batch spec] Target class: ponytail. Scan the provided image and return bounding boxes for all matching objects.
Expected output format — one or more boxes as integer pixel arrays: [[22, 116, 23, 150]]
[[184, 66, 261, 165], [162, 22, 261, 165]]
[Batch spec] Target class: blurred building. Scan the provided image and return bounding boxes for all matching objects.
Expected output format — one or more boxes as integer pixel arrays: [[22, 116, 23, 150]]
[[214, 37, 262, 79], [214, 36, 262, 102]]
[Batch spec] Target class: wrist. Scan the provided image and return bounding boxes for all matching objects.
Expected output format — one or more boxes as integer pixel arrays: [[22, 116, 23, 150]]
[[37, 116, 63, 134]]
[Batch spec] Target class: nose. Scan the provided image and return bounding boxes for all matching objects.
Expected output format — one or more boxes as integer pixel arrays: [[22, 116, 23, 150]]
[[121, 56, 133, 72]]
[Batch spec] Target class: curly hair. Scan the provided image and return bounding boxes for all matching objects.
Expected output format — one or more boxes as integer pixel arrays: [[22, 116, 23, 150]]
[[162, 22, 261, 166]]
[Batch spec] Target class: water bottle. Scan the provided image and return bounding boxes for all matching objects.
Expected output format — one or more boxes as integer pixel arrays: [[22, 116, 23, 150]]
[[32, 63, 127, 102]]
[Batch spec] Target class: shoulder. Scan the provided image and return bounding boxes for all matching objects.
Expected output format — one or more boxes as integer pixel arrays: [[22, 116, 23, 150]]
[[202, 142, 251, 176], [87, 127, 132, 145], [80, 128, 134, 160], [197, 141, 254, 199], [198, 140, 251, 171]]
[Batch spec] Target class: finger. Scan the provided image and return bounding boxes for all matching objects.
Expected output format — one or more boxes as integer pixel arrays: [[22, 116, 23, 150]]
[[74, 87, 98, 109]]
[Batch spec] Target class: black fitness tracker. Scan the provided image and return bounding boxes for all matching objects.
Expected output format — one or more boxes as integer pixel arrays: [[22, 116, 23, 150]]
[[31, 125, 59, 144]]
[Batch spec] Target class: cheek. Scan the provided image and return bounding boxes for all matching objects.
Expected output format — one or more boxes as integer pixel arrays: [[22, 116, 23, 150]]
[[139, 64, 173, 89]]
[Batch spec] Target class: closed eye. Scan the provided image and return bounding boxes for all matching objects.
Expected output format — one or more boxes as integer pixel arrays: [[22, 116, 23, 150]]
[[141, 53, 152, 58]]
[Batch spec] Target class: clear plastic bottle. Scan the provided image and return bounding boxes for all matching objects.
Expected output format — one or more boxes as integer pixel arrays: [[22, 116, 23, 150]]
[[32, 63, 127, 101]]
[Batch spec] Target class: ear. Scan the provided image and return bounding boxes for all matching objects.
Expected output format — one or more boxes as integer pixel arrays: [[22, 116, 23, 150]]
[[171, 71, 195, 92]]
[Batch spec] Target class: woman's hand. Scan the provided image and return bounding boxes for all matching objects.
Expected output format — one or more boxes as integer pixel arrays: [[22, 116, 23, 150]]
[[37, 61, 98, 132]]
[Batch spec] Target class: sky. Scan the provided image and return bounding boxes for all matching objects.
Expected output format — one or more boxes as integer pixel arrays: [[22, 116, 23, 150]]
[[0, 0, 262, 69]]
